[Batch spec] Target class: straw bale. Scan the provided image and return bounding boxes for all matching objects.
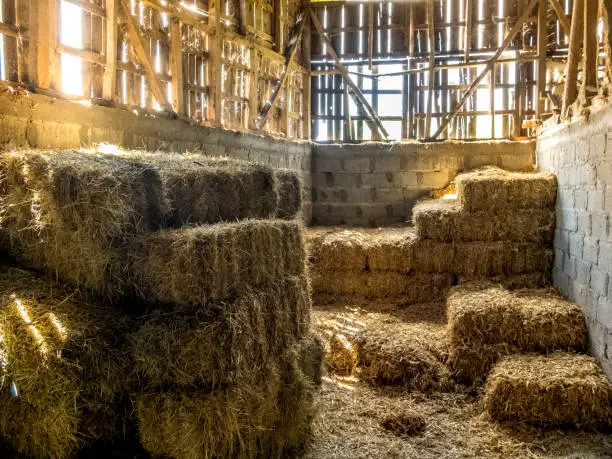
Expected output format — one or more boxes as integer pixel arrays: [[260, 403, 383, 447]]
[[366, 228, 416, 273], [0, 150, 165, 297], [0, 266, 132, 459], [456, 167, 557, 212], [484, 353, 612, 429], [131, 219, 306, 306], [314, 302, 451, 391], [306, 228, 370, 272], [311, 270, 453, 302], [275, 169, 302, 219], [131, 275, 310, 388], [458, 272, 551, 290], [447, 283, 588, 383], [136, 153, 282, 226], [413, 199, 555, 244], [137, 335, 322, 459]]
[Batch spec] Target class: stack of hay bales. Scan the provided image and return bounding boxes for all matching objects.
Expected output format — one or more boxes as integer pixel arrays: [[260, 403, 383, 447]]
[[307, 166, 556, 301], [0, 148, 321, 458], [446, 282, 588, 384]]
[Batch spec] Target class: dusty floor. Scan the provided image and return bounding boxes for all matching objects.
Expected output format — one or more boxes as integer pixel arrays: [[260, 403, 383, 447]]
[[306, 299, 612, 459]]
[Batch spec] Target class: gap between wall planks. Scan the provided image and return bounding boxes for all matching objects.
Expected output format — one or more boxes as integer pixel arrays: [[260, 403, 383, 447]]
[[0, 0, 309, 141]]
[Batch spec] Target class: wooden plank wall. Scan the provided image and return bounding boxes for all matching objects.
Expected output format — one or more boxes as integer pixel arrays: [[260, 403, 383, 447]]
[[310, 0, 575, 142], [0, 0, 308, 140]]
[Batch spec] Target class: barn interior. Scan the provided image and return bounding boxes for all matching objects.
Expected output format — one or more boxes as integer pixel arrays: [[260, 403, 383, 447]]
[[0, 0, 612, 458]]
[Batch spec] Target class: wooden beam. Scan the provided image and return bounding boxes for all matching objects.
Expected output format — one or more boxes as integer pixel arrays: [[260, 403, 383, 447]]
[[430, 0, 539, 140], [65, 0, 106, 17], [582, 0, 598, 99], [275, 0, 285, 53], [0, 22, 20, 38], [600, 0, 612, 84], [310, 7, 389, 139], [239, 0, 248, 35], [425, 0, 435, 138], [464, 0, 472, 62], [170, 18, 185, 115], [343, 79, 353, 141], [368, 0, 374, 69], [255, 12, 306, 131], [33, 0, 60, 90], [536, 0, 547, 120], [303, 10, 312, 140], [248, 47, 260, 130], [103, 0, 118, 100], [118, 0, 171, 111], [548, 0, 571, 35], [208, 0, 223, 125], [562, 0, 583, 115]]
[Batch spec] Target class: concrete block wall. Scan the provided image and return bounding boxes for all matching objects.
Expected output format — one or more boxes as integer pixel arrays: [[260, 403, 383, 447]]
[[0, 90, 313, 222], [537, 106, 612, 379], [312, 141, 536, 226]]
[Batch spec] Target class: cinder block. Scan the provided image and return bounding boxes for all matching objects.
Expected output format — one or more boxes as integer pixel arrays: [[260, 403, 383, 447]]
[[344, 157, 373, 172], [590, 132, 606, 159], [558, 208, 578, 232], [588, 186, 605, 212], [564, 254, 577, 279], [568, 232, 584, 258], [557, 187, 575, 209], [592, 213, 609, 240], [568, 167, 582, 186], [370, 155, 402, 172], [596, 295, 612, 329], [576, 138, 590, 164], [574, 188, 588, 210], [576, 260, 592, 285], [553, 268, 570, 295], [599, 240, 612, 273], [591, 266, 609, 297], [554, 229, 570, 252], [596, 162, 612, 184], [577, 212, 592, 237], [361, 172, 400, 188], [554, 248, 565, 272], [583, 237, 600, 264]]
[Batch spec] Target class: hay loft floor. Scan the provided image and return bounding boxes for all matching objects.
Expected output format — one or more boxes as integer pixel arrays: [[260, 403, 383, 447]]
[[309, 298, 612, 459]]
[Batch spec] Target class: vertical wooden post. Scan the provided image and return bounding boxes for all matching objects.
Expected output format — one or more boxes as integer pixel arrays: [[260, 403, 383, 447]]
[[490, 63, 495, 138], [303, 11, 312, 140], [343, 76, 353, 141], [275, 0, 285, 53], [248, 47, 259, 130], [170, 18, 184, 115], [536, 0, 547, 119], [425, 0, 435, 138], [33, 0, 59, 90], [600, 0, 612, 84], [208, 0, 223, 126], [103, 0, 118, 100], [407, 4, 415, 139], [368, 0, 373, 69], [582, 0, 598, 100], [562, 0, 583, 114]]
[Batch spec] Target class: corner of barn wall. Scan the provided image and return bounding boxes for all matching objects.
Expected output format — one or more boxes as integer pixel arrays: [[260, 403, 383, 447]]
[[310, 140, 536, 227], [0, 90, 314, 224], [537, 105, 612, 380]]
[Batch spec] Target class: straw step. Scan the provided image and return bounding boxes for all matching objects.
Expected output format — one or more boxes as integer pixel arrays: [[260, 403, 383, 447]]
[[314, 302, 451, 391], [455, 166, 557, 212], [413, 198, 555, 243], [447, 282, 588, 384], [484, 353, 612, 429]]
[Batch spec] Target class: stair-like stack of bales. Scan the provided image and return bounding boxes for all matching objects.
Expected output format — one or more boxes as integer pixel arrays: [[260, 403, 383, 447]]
[[0, 149, 321, 458], [308, 167, 557, 303]]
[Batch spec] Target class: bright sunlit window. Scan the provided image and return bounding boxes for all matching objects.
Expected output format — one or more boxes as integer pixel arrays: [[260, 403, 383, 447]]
[[60, 0, 83, 96]]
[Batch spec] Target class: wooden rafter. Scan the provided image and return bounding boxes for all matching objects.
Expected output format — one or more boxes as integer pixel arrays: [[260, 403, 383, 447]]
[[310, 7, 389, 140], [536, 0, 547, 119], [430, 0, 539, 140], [118, 0, 172, 111], [255, 12, 306, 131], [582, 0, 598, 99]]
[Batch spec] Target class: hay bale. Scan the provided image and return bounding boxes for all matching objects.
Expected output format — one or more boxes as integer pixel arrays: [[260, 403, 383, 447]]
[[137, 335, 321, 459], [314, 302, 451, 391], [455, 167, 557, 212], [484, 353, 612, 429], [131, 219, 305, 306], [131, 275, 310, 388], [447, 283, 588, 383], [311, 270, 453, 302], [366, 228, 416, 273], [306, 228, 370, 272], [413, 199, 555, 244], [136, 153, 282, 226], [0, 150, 165, 298], [458, 272, 551, 290], [275, 169, 302, 219], [0, 266, 132, 459]]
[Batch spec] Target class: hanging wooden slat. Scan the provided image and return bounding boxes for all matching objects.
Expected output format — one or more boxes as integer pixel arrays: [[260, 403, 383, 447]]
[[582, 0, 598, 99], [535, 0, 547, 120], [170, 18, 185, 115], [424, 0, 435, 138]]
